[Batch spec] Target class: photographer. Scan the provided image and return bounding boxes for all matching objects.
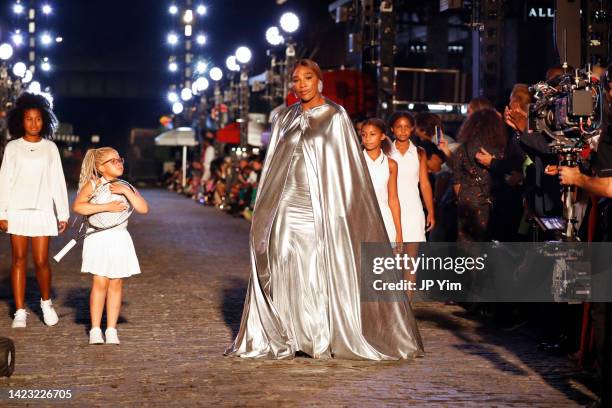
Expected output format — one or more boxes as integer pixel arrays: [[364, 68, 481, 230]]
[[558, 65, 612, 408]]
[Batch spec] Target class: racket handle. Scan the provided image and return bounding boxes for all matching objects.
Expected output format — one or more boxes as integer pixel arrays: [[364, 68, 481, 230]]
[[53, 239, 77, 263]]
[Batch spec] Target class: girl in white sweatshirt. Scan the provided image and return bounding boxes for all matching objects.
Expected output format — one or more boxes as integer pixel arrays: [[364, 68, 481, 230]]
[[0, 93, 69, 328]]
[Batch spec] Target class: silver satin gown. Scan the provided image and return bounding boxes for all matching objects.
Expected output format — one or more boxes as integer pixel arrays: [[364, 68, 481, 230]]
[[225, 99, 424, 360]]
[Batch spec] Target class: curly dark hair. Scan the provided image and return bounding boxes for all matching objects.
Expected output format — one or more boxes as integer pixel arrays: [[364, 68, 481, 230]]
[[387, 110, 415, 129], [7, 92, 58, 139], [457, 108, 506, 150]]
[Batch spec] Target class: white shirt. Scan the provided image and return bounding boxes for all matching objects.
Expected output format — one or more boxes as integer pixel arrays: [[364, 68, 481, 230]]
[[0, 138, 70, 221]]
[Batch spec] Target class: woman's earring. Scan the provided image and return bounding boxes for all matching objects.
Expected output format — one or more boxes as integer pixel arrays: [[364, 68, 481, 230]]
[[318, 81, 323, 93]]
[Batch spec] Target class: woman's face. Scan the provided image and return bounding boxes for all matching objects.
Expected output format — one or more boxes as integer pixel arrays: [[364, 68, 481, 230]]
[[23, 109, 43, 137], [99, 150, 124, 178], [391, 117, 414, 142], [361, 124, 385, 152], [292, 65, 320, 103]]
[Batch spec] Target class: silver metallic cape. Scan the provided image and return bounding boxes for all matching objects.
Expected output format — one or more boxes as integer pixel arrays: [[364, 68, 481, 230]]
[[225, 99, 424, 360]]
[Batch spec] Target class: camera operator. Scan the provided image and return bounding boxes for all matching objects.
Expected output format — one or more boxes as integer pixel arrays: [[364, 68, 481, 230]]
[[506, 67, 568, 223], [558, 64, 612, 408]]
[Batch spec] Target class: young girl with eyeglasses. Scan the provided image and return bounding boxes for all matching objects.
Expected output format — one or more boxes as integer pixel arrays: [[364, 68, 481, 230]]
[[73, 147, 148, 345]]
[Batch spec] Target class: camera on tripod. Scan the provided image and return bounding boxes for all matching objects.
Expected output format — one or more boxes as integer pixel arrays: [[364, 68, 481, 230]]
[[527, 67, 605, 241]]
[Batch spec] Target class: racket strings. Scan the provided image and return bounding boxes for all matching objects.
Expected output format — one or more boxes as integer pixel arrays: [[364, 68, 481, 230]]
[[87, 180, 134, 229]]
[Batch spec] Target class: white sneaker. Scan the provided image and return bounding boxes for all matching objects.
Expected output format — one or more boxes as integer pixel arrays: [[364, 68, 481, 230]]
[[11, 309, 27, 328], [40, 298, 59, 326], [89, 327, 104, 345], [105, 328, 120, 345]]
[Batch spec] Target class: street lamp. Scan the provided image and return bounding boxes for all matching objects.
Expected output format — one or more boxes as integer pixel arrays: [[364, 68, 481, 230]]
[[167, 32, 179, 45], [226, 56, 240, 72], [41, 33, 53, 46], [196, 60, 207, 74], [168, 61, 178, 72], [28, 81, 41, 93], [196, 34, 206, 46], [209, 67, 224, 128], [172, 101, 184, 114], [41, 58, 51, 72], [22, 69, 33, 83], [169, 4, 178, 15], [266, 26, 284, 46], [167, 91, 179, 103], [42, 4, 52, 15], [11, 32, 24, 47], [235, 46, 252, 64], [12, 62, 27, 77], [13, 3, 24, 14], [196, 5, 207, 15], [234, 47, 252, 147], [192, 77, 209, 93], [280, 12, 300, 34], [0, 43, 14, 61], [274, 13, 300, 105], [209, 67, 223, 81], [180, 87, 193, 101]]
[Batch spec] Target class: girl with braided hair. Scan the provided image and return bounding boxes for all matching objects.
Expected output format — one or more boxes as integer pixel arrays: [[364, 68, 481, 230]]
[[73, 147, 147, 344], [0, 92, 68, 328]]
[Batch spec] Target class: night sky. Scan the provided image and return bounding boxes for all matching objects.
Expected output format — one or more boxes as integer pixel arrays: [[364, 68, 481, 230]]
[[3, 0, 336, 150]]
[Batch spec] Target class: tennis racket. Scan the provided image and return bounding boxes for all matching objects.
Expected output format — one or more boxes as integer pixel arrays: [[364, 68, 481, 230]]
[[53, 179, 135, 262]]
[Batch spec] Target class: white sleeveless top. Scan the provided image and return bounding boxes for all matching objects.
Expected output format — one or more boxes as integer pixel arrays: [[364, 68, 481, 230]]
[[363, 150, 396, 242], [390, 141, 426, 242]]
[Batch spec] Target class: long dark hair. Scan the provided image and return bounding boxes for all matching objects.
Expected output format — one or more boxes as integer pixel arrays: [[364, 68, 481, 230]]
[[362, 118, 392, 155], [7, 92, 58, 139], [457, 108, 506, 150]]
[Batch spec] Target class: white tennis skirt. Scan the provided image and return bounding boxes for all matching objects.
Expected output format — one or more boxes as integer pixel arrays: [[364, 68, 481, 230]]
[[7, 209, 58, 237], [81, 227, 141, 279]]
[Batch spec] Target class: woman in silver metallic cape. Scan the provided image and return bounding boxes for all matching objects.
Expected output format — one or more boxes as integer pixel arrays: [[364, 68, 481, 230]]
[[225, 59, 424, 360]]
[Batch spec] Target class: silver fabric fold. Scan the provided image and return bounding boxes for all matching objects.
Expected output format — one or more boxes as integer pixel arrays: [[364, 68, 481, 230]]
[[225, 99, 424, 360]]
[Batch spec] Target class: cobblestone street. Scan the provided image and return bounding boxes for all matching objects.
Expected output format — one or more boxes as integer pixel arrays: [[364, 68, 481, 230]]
[[0, 189, 596, 406]]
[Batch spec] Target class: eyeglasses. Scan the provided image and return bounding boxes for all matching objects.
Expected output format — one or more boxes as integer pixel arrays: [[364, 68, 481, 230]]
[[102, 157, 125, 166]]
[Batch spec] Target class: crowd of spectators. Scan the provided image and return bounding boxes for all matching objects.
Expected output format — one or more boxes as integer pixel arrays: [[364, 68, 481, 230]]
[[163, 137, 264, 220]]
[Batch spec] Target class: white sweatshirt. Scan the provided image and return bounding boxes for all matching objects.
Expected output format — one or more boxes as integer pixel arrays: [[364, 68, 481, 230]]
[[0, 138, 69, 221]]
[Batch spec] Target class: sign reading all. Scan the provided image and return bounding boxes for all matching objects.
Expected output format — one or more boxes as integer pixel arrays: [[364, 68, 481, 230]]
[[529, 7, 555, 18]]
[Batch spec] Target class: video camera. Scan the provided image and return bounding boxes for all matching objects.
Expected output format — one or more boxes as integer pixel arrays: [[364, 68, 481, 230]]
[[528, 67, 606, 241], [528, 67, 604, 147]]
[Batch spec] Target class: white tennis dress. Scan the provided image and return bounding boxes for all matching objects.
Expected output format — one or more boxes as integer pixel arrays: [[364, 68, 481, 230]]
[[81, 179, 141, 279], [363, 150, 396, 242], [390, 141, 426, 242]]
